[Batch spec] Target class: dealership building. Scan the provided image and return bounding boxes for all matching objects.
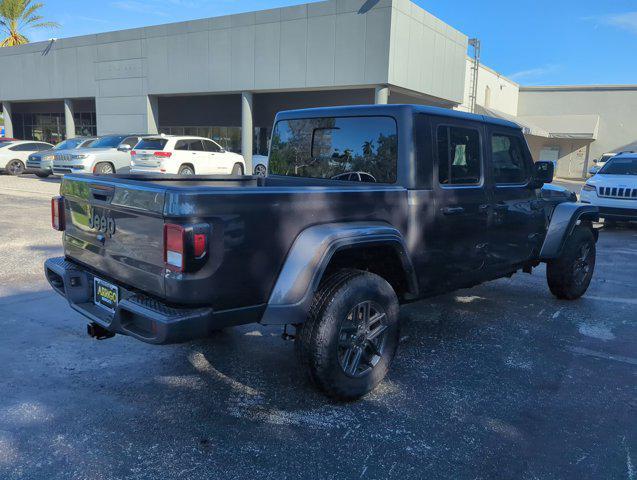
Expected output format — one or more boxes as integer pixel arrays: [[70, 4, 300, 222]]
[[1, 0, 635, 178]]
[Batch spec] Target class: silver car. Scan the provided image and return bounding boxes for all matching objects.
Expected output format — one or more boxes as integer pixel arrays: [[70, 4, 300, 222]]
[[26, 137, 95, 178], [52, 134, 145, 175]]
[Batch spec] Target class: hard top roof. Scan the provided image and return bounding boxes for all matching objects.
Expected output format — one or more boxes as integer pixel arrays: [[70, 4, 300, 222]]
[[274, 104, 521, 130]]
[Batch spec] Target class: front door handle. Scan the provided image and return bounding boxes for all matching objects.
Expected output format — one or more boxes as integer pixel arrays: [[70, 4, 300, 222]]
[[478, 203, 490, 213], [441, 206, 465, 215]]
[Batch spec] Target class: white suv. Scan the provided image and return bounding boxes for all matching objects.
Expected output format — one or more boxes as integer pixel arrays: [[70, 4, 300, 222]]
[[130, 136, 245, 175], [0, 140, 54, 175], [581, 153, 637, 223]]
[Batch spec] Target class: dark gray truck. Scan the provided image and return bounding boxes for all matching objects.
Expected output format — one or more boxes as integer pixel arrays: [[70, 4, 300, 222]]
[[45, 105, 599, 400]]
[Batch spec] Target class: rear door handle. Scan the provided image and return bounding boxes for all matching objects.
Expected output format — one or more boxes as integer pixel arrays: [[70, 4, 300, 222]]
[[478, 203, 490, 212], [441, 206, 465, 215]]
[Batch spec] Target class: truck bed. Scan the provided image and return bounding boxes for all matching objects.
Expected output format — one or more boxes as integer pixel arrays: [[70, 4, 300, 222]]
[[59, 173, 409, 311]]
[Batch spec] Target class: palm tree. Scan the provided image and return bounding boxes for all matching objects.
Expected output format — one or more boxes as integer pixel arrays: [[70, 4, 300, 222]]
[[0, 0, 59, 47]]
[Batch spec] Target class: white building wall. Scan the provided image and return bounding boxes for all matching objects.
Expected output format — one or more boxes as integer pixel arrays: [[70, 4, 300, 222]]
[[458, 59, 519, 116], [388, 0, 467, 104]]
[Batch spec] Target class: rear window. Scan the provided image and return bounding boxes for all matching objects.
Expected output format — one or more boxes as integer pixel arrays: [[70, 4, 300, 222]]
[[269, 116, 398, 183], [136, 138, 168, 151]]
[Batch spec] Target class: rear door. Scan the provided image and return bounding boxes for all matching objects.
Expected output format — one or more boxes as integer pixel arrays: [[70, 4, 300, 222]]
[[429, 118, 491, 283], [487, 127, 545, 267], [61, 176, 167, 297]]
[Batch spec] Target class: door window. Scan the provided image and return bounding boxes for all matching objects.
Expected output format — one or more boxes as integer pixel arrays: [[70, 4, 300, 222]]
[[437, 126, 482, 186], [203, 140, 222, 153], [491, 134, 530, 184], [175, 139, 205, 151]]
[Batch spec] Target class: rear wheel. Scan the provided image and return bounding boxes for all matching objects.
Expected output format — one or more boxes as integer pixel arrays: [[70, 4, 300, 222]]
[[547, 226, 596, 300], [94, 162, 115, 174], [6, 159, 25, 176], [231, 163, 244, 175], [178, 165, 195, 175], [35, 172, 50, 178], [295, 269, 400, 400]]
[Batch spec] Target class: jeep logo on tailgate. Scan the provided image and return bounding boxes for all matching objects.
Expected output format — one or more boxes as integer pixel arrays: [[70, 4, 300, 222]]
[[88, 209, 116, 237]]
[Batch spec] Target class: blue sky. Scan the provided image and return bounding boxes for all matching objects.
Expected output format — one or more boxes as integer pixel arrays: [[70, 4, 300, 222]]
[[29, 0, 637, 86]]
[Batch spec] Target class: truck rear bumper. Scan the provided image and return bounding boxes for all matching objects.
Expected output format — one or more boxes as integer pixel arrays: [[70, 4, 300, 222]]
[[44, 257, 263, 344]]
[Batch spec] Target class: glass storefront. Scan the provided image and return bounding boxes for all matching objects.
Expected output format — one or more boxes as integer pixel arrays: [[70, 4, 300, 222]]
[[159, 126, 271, 155], [12, 111, 96, 143]]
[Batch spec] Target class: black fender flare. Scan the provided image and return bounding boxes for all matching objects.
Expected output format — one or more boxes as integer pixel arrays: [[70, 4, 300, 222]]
[[539, 202, 599, 261], [260, 222, 417, 326]]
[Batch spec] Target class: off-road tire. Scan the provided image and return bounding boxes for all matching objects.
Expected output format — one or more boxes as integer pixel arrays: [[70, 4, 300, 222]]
[[295, 269, 400, 401], [178, 165, 195, 175], [547, 226, 596, 300], [231, 163, 244, 175], [6, 159, 25, 176], [35, 172, 50, 178], [94, 162, 115, 174]]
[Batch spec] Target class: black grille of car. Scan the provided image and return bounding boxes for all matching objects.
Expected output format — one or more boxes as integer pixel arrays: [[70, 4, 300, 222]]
[[598, 186, 637, 199]]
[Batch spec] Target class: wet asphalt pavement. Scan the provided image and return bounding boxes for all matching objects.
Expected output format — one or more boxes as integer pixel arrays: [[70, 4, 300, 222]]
[[0, 175, 635, 480]]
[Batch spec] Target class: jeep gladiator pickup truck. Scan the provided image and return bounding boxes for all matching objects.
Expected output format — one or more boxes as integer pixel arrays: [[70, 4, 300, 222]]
[[45, 105, 599, 400]]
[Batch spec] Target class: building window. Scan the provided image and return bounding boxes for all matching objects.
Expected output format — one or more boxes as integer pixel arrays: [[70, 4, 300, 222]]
[[13, 113, 65, 143], [74, 111, 96, 137]]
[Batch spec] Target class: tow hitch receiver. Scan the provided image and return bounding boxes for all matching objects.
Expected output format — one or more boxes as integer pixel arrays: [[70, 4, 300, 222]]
[[87, 322, 116, 340]]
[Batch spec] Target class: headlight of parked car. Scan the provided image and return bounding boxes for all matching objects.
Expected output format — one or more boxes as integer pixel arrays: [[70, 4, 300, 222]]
[[71, 154, 89, 160], [43, 154, 55, 161], [582, 184, 596, 192]]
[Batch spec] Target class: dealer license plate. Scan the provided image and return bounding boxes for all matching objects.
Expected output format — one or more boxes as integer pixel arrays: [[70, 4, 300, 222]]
[[93, 277, 119, 313]]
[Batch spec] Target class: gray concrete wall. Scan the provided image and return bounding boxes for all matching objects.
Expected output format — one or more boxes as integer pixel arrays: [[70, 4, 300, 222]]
[[0, 0, 467, 136], [388, 0, 467, 105], [519, 86, 637, 174]]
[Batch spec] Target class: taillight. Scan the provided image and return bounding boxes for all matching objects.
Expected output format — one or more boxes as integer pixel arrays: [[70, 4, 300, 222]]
[[164, 224, 185, 272], [154, 151, 172, 158], [51, 196, 65, 231], [163, 223, 209, 273]]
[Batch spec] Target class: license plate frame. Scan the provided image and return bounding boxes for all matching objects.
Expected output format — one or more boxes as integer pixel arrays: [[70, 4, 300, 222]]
[[93, 277, 119, 313]]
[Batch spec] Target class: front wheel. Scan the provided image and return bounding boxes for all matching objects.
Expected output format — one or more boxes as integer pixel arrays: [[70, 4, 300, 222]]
[[231, 163, 244, 175], [6, 159, 25, 176], [295, 269, 399, 401], [94, 162, 115, 174], [547, 226, 596, 300], [35, 172, 51, 178], [254, 164, 267, 177]]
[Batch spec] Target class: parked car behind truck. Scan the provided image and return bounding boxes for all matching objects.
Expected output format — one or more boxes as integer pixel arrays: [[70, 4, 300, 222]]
[[45, 105, 598, 400], [52, 134, 145, 175], [27, 137, 96, 178], [0, 140, 54, 175], [130, 135, 245, 175]]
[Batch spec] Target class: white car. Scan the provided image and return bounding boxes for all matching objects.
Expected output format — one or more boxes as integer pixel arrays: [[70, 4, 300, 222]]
[[130, 136, 245, 175], [0, 140, 54, 175], [580, 153, 637, 224], [52, 134, 145, 175]]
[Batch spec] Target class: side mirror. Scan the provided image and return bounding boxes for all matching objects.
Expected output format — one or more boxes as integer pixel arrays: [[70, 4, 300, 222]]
[[531, 161, 554, 188], [118, 144, 132, 152]]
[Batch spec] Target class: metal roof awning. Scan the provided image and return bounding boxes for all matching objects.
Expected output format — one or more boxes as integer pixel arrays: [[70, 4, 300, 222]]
[[477, 106, 600, 140], [516, 114, 600, 140], [476, 106, 551, 137]]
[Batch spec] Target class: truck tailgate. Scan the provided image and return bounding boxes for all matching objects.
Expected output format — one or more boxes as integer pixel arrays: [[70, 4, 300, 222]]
[[61, 176, 166, 297]]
